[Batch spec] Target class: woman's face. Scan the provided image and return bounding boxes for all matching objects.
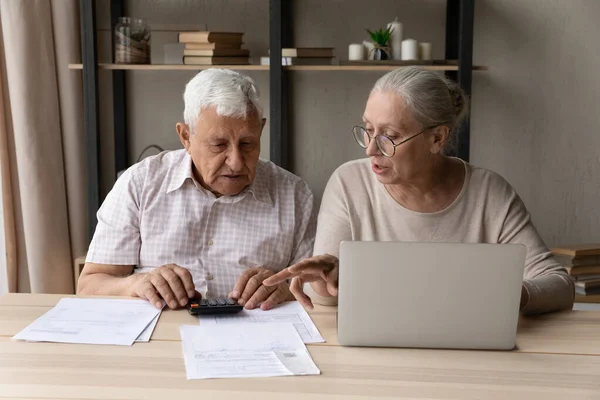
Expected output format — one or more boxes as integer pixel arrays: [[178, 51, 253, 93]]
[[362, 90, 436, 185]]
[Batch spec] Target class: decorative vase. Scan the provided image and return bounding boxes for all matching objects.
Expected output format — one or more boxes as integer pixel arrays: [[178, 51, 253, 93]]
[[373, 46, 390, 61], [114, 17, 151, 64]]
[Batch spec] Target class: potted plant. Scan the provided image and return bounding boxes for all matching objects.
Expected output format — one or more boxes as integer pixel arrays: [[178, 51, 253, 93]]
[[366, 26, 394, 61]]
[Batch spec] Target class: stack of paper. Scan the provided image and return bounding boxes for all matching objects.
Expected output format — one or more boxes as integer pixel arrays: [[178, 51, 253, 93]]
[[180, 323, 320, 379], [199, 301, 324, 344], [12, 298, 162, 346], [181, 301, 323, 380]]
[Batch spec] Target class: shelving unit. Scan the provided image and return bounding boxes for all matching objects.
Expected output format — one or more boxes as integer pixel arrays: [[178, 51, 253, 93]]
[[78, 0, 481, 243], [69, 63, 270, 71], [69, 63, 488, 72]]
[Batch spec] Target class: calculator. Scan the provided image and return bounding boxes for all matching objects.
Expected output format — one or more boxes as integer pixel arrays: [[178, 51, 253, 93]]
[[186, 298, 244, 315]]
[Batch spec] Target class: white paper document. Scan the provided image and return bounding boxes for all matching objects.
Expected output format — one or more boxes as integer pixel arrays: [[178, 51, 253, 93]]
[[13, 298, 162, 346], [199, 301, 324, 344], [180, 323, 320, 379], [135, 313, 160, 342]]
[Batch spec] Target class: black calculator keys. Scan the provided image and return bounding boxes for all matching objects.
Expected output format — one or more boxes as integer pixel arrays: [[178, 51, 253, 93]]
[[186, 298, 243, 315]]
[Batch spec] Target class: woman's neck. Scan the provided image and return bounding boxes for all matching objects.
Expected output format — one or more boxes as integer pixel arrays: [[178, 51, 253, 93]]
[[384, 156, 465, 213]]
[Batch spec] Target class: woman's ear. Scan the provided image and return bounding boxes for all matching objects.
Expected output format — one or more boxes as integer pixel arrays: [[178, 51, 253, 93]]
[[429, 125, 450, 154]]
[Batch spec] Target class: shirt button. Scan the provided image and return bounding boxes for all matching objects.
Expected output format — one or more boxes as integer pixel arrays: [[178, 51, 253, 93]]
[[206, 273, 214, 281], [208, 239, 214, 246]]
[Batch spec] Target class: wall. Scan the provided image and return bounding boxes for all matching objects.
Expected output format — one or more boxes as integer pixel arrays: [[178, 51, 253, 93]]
[[470, 0, 600, 245], [94, 0, 600, 246]]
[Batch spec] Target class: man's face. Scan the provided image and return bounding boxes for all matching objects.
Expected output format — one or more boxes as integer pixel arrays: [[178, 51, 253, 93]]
[[177, 107, 265, 197]]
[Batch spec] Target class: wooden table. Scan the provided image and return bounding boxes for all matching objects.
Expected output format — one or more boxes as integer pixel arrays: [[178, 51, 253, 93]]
[[1, 294, 600, 399]]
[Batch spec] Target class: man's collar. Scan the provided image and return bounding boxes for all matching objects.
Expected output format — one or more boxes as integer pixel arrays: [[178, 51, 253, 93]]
[[166, 151, 195, 194], [246, 162, 272, 206], [166, 153, 273, 206]]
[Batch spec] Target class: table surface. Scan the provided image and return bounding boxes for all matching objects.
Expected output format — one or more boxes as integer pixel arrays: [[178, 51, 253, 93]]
[[1, 293, 599, 399]]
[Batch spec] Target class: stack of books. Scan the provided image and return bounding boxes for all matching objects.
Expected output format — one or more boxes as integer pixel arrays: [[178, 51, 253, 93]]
[[177, 31, 249, 65], [552, 243, 600, 297], [261, 48, 335, 66]]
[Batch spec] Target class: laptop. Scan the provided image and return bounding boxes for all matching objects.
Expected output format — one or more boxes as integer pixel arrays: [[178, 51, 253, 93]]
[[337, 241, 526, 350]]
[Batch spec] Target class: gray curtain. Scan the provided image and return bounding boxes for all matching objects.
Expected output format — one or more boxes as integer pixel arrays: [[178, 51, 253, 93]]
[[0, 0, 86, 294]]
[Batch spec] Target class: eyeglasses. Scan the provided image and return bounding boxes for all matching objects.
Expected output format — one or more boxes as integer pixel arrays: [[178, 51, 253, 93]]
[[352, 125, 436, 157]]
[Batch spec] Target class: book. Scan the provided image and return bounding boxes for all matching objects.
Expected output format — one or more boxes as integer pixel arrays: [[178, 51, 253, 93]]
[[184, 42, 243, 50], [567, 265, 600, 276], [554, 254, 600, 267], [575, 279, 600, 289], [572, 274, 600, 282], [575, 293, 600, 302], [575, 285, 600, 295], [178, 31, 244, 44], [268, 48, 334, 58], [552, 243, 600, 257], [183, 56, 250, 65], [183, 48, 249, 57], [260, 56, 334, 66]]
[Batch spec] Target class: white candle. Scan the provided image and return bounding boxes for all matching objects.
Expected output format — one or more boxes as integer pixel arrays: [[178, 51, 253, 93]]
[[348, 43, 365, 60], [419, 42, 432, 60], [362, 40, 375, 60], [387, 17, 403, 60], [401, 39, 418, 61]]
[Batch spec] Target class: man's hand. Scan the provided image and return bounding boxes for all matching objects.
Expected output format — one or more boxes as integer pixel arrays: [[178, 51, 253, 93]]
[[263, 254, 339, 309], [131, 264, 199, 309], [229, 267, 294, 311]]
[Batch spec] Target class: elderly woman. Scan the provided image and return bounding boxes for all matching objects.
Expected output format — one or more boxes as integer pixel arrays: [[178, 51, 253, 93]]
[[265, 67, 573, 315]]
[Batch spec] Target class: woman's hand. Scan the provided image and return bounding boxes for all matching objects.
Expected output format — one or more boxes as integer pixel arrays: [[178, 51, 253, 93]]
[[263, 254, 339, 309]]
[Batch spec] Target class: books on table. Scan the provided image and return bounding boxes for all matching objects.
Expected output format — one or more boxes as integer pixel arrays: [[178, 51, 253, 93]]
[[552, 243, 600, 257], [566, 265, 600, 276], [552, 243, 600, 296]]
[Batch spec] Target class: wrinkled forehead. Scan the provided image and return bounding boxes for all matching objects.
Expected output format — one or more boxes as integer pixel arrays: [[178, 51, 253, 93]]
[[363, 91, 416, 129], [195, 108, 263, 140]]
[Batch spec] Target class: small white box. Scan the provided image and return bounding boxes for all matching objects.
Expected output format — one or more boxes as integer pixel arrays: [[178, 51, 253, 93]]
[[163, 43, 185, 64]]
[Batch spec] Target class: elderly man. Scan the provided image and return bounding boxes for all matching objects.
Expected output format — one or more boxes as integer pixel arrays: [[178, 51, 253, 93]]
[[77, 69, 316, 311]]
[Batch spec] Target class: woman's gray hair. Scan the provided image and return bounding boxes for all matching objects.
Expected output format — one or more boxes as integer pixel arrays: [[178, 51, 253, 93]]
[[372, 67, 469, 153], [183, 68, 263, 133]]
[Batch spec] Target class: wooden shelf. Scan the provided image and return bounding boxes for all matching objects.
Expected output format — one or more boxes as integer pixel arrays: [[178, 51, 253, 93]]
[[287, 65, 488, 71], [68, 63, 268, 71], [68, 63, 489, 72]]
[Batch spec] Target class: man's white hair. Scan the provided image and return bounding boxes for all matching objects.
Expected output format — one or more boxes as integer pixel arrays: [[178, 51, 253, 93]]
[[183, 69, 263, 132]]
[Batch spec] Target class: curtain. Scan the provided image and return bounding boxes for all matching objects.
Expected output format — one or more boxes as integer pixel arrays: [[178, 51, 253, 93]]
[[0, 0, 86, 294]]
